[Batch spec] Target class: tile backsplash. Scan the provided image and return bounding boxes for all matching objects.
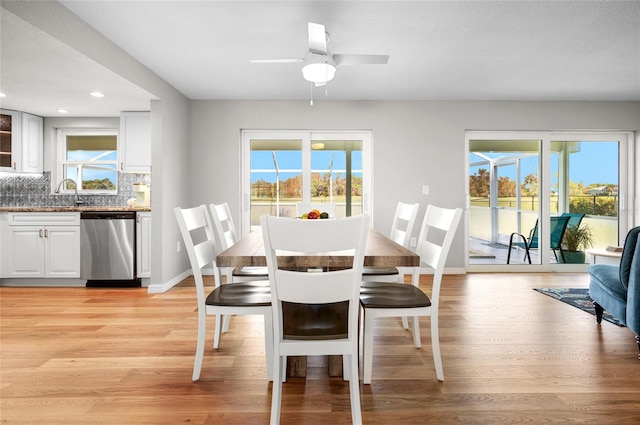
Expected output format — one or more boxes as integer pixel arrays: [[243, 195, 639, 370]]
[[0, 171, 149, 207]]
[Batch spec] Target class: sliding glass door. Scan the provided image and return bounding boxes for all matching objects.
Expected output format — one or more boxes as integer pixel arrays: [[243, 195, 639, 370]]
[[467, 131, 630, 271], [242, 131, 371, 234]]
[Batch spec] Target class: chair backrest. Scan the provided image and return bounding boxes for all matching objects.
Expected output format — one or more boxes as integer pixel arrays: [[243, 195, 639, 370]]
[[389, 202, 420, 247], [412, 205, 462, 305], [209, 202, 239, 252], [620, 226, 640, 290], [175, 205, 222, 308], [550, 216, 570, 249], [295, 202, 337, 217], [561, 212, 585, 229], [261, 214, 369, 340], [528, 216, 570, 249], [620, 226, 640, 333]]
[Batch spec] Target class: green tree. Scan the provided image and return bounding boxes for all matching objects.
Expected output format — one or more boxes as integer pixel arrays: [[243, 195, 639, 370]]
[[469, 168, 490, 197]]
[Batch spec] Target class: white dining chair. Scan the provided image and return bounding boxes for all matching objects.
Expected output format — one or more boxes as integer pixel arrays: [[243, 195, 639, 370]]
[[209, 202, 269, 283], [210, 202, 270, 334], [261, 214, 369, 425], [175, 205, 273, 382], [362, 201, 420, 283], [360, 204, 462, 383], [295, 202, 337, 217]]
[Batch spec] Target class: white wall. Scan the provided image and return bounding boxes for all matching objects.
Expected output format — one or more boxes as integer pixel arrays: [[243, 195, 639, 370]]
[[189, 100, 640, 268]]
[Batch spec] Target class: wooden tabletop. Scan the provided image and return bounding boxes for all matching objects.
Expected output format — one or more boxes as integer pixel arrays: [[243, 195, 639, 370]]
[[217, 228, 420, 269]]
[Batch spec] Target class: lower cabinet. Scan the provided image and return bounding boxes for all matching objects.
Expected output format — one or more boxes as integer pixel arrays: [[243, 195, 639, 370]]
[[136, 211, 151, 278], [3, 213, 81, 278]]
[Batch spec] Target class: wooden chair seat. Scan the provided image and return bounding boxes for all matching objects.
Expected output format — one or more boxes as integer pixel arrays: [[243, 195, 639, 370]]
[[360, 281, 431, 309], [205, 280, 271, 306]]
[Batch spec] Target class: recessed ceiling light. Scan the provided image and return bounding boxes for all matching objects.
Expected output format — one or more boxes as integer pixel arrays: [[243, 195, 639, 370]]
[[57, 109, 70, 113], [0, 92, 6, 97], [90, 91, 105, 98]]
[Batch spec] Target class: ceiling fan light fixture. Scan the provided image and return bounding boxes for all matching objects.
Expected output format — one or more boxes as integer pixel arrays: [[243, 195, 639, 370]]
[[302, 62, 336, 84]]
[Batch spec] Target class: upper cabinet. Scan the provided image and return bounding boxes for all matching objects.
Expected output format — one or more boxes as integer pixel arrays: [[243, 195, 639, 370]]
[[119, 111, 151, 173], [0, 109, 43, 173]]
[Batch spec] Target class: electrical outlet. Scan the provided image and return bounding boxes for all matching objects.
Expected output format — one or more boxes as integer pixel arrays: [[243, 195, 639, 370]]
[[410, 237, 417, 247], [177, 241, 181, 252]]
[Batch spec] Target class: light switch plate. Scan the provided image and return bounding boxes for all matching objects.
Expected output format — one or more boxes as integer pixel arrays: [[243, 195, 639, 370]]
[[422, 185, 429, 195]]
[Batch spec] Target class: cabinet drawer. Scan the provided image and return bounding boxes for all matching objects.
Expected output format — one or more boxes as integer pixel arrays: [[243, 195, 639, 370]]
[[8, 212, 80, 226]]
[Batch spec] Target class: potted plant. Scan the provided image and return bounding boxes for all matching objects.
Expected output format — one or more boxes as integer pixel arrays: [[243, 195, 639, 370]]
[[561, 223, 594, 263]]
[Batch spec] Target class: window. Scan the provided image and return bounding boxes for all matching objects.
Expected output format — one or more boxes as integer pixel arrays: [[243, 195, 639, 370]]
[[56, 129, 118, 194], [466, 131, 630, 271], [242, 131, 372, 234]]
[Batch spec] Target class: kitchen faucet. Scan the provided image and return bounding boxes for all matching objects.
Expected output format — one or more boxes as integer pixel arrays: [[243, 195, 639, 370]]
[[54, 178, 85, 206]]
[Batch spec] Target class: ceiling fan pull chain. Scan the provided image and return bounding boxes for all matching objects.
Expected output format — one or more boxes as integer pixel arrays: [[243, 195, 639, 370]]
[[310, 82, 314, 106]]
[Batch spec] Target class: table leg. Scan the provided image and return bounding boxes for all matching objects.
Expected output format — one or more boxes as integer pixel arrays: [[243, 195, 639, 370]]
[[287, 357, 307, 377]]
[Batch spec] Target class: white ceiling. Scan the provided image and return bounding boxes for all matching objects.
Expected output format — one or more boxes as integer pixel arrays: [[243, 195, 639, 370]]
[[2, 1, 639, 117]]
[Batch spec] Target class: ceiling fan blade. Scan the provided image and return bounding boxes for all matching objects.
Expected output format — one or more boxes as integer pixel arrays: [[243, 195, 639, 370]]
[[249, 58, 304, 64], [308, 22, 327, 55], [333, 54, 389, 66]]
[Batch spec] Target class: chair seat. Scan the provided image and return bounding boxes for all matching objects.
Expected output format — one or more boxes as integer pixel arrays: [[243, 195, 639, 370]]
[[360, 281, 431, 309], [362, 266, 399, 276], [588, 264, 627, 302], [206, 280, 271, 307], [282, 302, 348, 340], [232, 266, 269, 277]]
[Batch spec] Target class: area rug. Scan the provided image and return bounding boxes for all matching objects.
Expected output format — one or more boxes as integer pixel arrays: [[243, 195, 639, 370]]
[[533, 287, 624, 327]]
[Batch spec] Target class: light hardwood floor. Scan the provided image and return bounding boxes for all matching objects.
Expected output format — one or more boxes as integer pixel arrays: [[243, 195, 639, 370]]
[[2, 273, 639, 424]]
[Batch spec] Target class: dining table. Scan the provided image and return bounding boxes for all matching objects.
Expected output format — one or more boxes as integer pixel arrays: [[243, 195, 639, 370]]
[[216, 227, 420, 377]]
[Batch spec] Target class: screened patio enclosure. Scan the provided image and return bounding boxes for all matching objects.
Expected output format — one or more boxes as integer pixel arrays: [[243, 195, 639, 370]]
[[467, 134, 624, 268]]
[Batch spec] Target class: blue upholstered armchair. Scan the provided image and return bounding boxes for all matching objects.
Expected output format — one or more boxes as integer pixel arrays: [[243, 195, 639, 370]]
[[588, 226, 640, 359]]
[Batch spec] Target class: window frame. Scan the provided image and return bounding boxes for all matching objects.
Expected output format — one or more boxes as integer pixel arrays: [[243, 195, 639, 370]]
[[55, 128, 119, 195], [241, 130, 373, 235]]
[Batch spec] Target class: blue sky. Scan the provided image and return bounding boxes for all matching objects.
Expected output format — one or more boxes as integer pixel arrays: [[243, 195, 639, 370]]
[[68, 150, 118, 182]]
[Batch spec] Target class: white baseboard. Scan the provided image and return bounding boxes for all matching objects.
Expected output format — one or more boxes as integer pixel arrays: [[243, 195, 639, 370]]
[[147, 269, 191, 293]]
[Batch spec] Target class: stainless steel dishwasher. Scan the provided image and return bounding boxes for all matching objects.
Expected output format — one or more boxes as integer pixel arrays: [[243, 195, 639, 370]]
[[80, 211, 139, 287]]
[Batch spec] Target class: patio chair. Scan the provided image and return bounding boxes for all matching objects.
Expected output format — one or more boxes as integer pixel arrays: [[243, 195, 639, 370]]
[[561, 212, 585, 229], [507, 215, 570, 264]]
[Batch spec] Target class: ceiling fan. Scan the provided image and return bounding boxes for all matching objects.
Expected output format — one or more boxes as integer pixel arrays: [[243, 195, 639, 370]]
[[250, 22, 389, 87]]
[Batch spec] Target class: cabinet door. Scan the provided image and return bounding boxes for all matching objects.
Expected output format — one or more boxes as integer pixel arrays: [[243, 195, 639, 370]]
[[136, 212, 152, 278], [20, 113, 43, 173], [5, 226, 44, 277], [45, 226, 81, 277], [0, 110, 21, 172], [119, 112, 151, 173]]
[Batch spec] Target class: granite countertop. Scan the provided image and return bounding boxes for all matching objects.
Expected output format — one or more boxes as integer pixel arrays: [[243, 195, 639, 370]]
[[0, 206, 151, 212]]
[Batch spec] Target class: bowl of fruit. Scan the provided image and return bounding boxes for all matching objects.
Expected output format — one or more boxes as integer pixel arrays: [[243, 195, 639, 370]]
[[300, 209, 331, 220]]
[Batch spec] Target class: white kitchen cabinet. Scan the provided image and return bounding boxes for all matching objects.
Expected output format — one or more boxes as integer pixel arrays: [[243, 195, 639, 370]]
[[3, 213, 80, 278], [136, 211, 151, 278], [0, 109, 43, 173], [119, 111, 151, 173]]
